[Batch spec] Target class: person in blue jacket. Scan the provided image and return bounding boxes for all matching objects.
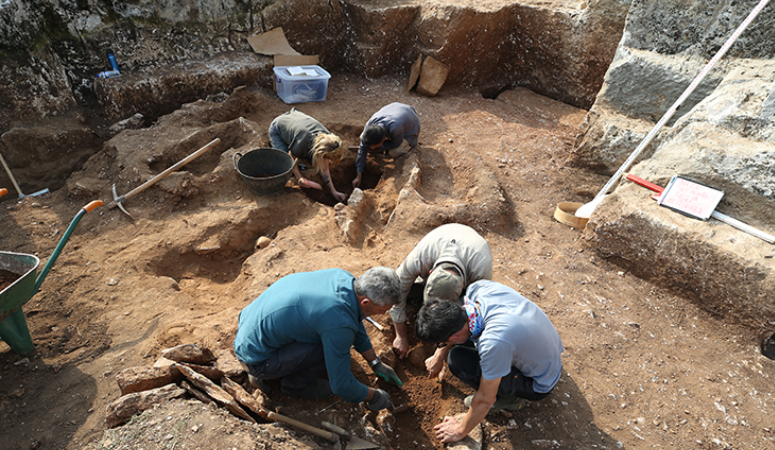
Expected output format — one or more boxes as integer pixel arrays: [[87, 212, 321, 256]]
[[352, 102, 420, 188], [415, 280, 564, 443], [234, 267, 403, 411]]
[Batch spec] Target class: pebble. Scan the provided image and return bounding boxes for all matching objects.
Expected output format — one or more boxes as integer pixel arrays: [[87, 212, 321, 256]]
[[256, 236, 271, 249]]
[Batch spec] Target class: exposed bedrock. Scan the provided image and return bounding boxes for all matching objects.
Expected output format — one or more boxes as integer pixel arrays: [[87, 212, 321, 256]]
[[0, 0, 627, 126], [577, 0, 775, 329]]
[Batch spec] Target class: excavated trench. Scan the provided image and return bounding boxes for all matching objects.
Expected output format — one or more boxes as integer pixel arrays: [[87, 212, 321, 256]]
[[3, 3, 775, 450]]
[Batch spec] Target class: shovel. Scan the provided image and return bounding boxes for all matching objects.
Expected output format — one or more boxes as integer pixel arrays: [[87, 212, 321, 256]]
[[574, 0, 771, 220], [108, 138, 220, 218], [0, 151, 49, 199]]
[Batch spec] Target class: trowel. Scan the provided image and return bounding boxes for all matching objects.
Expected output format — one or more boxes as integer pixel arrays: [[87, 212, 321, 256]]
[[345, 436, 379, 450]]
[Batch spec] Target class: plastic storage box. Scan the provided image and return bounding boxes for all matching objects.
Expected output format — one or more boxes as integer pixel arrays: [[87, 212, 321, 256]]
[[273, 65, 331, 104]]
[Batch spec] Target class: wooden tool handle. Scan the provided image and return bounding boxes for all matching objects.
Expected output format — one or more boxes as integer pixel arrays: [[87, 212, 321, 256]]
[[266, 411, 335, 441], [320, 421, 348, 436], [108, 137, 220, 208]]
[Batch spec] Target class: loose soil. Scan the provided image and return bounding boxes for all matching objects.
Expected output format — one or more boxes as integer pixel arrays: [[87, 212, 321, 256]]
[[0, 270, 21, 292], [1, 74, 773, 450]]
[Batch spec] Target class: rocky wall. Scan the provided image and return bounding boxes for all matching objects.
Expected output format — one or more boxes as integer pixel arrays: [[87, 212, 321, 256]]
[[0, 0, 629, 196], [0, 0, 629, 129], [577, 0, 775, 329]]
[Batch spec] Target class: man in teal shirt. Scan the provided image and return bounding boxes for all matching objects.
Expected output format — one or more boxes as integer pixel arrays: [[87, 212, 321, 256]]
[[234, 267, 402, 411]]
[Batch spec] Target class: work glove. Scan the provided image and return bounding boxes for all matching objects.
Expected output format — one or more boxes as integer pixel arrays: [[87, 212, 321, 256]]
[[371, 357, 403, 387], [366, 389, 391, 411]]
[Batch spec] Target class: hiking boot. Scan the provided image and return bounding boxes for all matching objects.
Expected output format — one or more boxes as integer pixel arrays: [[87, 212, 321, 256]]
[[248, 375, 272, 394], [281, 379, 332, 401], [464, 395, 527, 414]]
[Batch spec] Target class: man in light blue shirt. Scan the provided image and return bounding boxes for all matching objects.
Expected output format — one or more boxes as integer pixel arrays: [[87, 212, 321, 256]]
[[415, 280, 564, 443]]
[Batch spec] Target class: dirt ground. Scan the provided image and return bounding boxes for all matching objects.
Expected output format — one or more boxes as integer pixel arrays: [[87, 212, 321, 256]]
[[1, 73, 773, 450]]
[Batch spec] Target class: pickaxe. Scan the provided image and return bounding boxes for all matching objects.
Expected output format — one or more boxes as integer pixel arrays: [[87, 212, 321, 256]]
[[108, 138, 220, 218]]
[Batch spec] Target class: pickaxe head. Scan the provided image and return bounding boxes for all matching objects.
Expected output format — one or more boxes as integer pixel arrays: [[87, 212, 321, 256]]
[[111, 184, 133, 219]]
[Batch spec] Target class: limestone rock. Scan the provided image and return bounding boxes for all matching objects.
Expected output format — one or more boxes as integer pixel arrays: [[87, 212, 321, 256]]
[[177, 361, 224, 381], [334, 188, 369, 244], [407, 54, 422, 92], [115, 365, 183, 396], [109, 113, 145, 135], [176, 363, 254, 422], [256, 236, 272, 249], [161, 343, 216, 365], [587, 186, 775, 329], [573, 0, 775, 323], [416, 57, 449, 97], [180, 380, 213, 404], [446, 413, 483, 450], [105, 383, 186, 428], [221, 376, 271, 417]]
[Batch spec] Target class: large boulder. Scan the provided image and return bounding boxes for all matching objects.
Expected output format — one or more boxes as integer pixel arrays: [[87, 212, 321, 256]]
[[573, 0, 775, 172], [575, 0, 775, 327]]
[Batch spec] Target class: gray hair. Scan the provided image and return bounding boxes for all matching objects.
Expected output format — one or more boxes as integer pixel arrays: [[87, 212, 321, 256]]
[[354, 266, 400, 307]]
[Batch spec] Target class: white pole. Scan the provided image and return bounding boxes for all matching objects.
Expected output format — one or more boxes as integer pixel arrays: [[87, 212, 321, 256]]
[[576, 0, 772, 219]]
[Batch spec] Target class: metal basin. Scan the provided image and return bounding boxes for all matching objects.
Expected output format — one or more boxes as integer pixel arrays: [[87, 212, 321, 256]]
[[233, 148, 295, 196], [0, 251, 40, 355]]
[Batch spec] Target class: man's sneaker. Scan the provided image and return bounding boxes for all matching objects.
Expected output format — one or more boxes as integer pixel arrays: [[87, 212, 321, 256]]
[[281, 379, 333, 401], [248, 375, 272, 394], [492, 397, 527, 412], [388, 140, 413, 158], [464, 395, 528, 413]]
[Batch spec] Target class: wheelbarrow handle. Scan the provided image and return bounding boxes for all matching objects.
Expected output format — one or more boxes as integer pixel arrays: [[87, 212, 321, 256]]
[[83, 200, 103, 213], [33, 200, 103, 294]]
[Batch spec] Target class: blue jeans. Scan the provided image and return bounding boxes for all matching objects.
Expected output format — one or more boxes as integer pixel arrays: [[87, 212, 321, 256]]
[[268, 120, 289, 153], [245, 342, 326, 391], [447, 343, 552, 402]]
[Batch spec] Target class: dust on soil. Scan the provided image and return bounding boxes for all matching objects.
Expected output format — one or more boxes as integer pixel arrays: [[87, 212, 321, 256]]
[[1, 74, 773, 450]]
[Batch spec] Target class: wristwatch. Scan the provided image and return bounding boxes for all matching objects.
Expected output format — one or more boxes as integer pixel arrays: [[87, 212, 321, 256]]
[[369, 357, 381, 367]]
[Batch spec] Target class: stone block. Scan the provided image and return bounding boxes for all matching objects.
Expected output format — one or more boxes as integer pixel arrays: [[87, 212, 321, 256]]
[[105, 384, 185, 428], [407, 54, 422, 92], [416, 57, 449, 97], [115, 365, 183, 396]]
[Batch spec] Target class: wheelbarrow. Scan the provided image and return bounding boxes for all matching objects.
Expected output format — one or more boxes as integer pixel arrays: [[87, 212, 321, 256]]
[[0, 200, 102, 356]]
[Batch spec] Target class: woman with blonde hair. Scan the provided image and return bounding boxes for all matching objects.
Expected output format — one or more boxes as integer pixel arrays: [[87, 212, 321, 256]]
[[269, 108, 346, 202]]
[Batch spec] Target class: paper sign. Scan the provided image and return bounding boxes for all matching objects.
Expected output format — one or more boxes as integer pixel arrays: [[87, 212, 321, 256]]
[[286, 67, 317, 77], [657, 176, 724, 221]]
